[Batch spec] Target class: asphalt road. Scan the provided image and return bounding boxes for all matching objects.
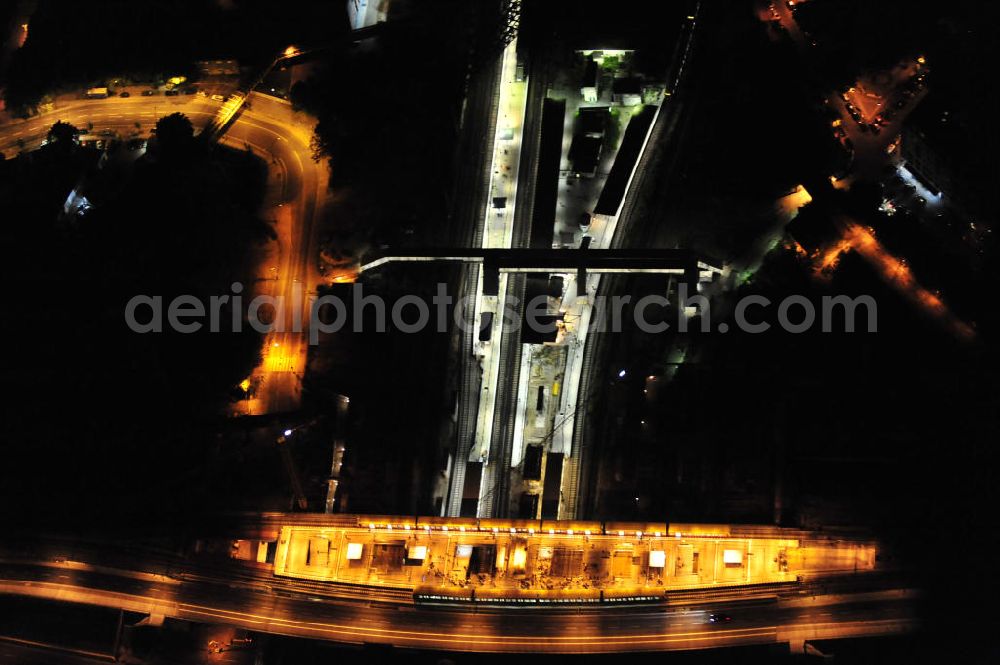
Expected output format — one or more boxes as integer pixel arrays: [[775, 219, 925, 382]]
[[0, 90, 326, 416], [231, 93, 325, 416], [0, 94, 220, 152], [0, 556, 916, 654]]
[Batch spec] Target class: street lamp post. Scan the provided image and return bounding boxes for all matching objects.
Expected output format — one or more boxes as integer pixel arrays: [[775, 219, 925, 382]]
[[240, 378, 252, 414]]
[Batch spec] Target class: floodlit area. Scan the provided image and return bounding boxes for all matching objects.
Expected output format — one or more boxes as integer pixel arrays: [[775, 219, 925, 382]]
[[273, 518, 878, 597], [805, 220, 975, 340], [467, 38, 529, 506]]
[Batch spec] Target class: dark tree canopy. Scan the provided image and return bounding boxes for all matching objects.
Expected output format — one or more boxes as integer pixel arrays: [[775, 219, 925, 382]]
[[290, 0, 490, 249], [46, 120, 80, 146], [153, 112, 195, 160], [0, 112, 273, 526]]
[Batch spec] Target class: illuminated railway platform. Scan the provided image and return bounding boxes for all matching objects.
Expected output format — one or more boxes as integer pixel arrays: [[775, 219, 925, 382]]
[[272, 515, 878, 602]]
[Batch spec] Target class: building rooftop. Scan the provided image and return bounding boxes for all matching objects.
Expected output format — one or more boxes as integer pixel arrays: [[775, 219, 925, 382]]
[[612, 76, 642, 95], [593, 105, 655, 217], [569, 134, 602, 175], [577, 106, 609, 137], [530, 99, 565, 249]]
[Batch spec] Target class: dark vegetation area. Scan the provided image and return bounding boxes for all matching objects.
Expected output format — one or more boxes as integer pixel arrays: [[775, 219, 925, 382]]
[[0, 115, 272, 527], [307, 269, 456, 515], [586, 1, 1000, 661], [795, 0, 974, 89], [1, 0, 501, 526], [290, 0, 498, 250], [2, 0, 347, 114], [0, 0, 499, 521], [598, 250, 997, 662], [287, 1, 504, 515], [666, 7, 832, 259]]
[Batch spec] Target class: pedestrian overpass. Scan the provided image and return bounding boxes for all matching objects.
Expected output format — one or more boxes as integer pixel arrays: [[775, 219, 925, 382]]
[[359, 247, 724, 296]]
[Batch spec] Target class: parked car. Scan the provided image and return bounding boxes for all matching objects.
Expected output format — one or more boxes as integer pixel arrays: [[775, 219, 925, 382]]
[[119, 91, 130, 98]]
